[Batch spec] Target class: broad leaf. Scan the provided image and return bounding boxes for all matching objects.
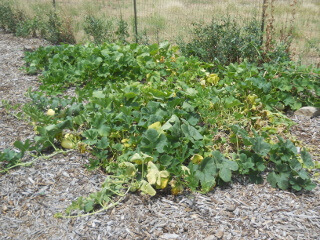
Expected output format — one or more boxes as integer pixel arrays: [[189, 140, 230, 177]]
[[140, 180, 156, 196], [300, 149, 314, 168]]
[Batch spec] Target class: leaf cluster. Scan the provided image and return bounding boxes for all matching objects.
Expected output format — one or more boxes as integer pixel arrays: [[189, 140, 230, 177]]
[[1, 41, 319, 216]]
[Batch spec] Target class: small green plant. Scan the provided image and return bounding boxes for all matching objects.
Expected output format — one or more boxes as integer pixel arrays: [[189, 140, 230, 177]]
[[231, 125, 316, 190], [15, 16, 44, 38], [0, 2, 26, 33], [115, 17, 129, 44], [44, 10, 75, 44], [137, 28, 150, 45], [83, 15, 114, 44], [83, 15, 131, 44], [0, 1, 75, 44]]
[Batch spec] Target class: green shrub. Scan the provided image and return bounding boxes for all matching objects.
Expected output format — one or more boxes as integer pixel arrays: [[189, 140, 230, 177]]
[[0, 2, 25, 33], [115, 17, 129, 44], [83, 15, 130, 44], [83, 15, 114, 44], [179, 18, 263, 65], [0, 1, 75, 44], [43, 11, 76, 44], [180, 17, 292, 65], [15, 17, 44, 37]]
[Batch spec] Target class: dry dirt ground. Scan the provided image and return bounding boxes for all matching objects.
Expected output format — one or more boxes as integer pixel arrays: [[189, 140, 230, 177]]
[[0, 32, 319, 240]]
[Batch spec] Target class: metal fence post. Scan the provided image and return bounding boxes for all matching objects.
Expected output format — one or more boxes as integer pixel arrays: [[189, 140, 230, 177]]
[[260, 0, 268, 46], [133, 0, 138, 43], [52, 0, 56, 8]]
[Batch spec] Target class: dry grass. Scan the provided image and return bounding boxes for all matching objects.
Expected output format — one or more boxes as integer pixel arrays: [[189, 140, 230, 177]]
[[10, 0, 320, 65]]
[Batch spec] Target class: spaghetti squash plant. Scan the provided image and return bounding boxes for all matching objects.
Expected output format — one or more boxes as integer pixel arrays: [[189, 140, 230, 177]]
[[1, 41, 319, 217]]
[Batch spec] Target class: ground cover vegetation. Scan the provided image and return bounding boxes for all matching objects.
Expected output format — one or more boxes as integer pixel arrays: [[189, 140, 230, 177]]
[[0, 0, 319, 217], [1, 40, 319, 216]]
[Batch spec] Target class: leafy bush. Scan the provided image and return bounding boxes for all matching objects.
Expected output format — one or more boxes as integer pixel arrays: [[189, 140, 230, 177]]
[[0, 2, 26, 33], [83, 15, 130, 44], [180, 17, 291, 65], [43, 11, 75, 44], [179, 18, 263, 65], [0, 1, 75, 44], [214, 61, 320, 111], [115, 17, 129, 44], [15, 16, 45, 38], [83, 15, 113, 44]]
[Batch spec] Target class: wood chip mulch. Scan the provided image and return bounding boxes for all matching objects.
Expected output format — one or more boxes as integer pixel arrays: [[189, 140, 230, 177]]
[[0, 32, 319, 240]]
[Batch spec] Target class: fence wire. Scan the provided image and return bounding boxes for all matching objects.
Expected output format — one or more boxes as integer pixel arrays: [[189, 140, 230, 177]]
[[27, 0, 319, 65], [50, 0, 266, 43]]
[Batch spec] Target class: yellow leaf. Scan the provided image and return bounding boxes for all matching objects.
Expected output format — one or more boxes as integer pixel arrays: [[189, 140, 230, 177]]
[[130, 152, 153, 164], [147, 168, 159, 185], [160, 170, 169, 178], [147, 162, 160, 185], [156, 170, 170, 189], [147, 162, 170, 188], [120, 162, 137, 177], [148, 122, 162, 131], [181, 165, 191, 175], [246, 94, 257, 104], [206, 73, 220, 85], [121, 138, 129, 143], [156, 177, 169, 189], [123, 143, 131, 148], [140, 180, 156, 196], [171, 184, 183, 195], [200, 79, 206, 87], [191, 154, 204, 164]]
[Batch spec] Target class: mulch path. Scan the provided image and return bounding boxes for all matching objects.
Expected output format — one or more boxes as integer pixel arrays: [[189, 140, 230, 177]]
[[0, 32, 319, 240]]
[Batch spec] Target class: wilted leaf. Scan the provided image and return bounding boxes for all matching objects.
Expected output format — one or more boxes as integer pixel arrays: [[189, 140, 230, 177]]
[[191, 154, 204, 164], [181, 165, 191, 175], [120, 162, 137, 177], [140, 180, 156, 196], [130, 152, 153, 164], [148, 121, 162, 132], [147, 162, 170, 187]]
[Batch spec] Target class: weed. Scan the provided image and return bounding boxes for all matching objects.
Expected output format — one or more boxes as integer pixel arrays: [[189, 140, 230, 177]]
[[44, 10, 76, 44], [83, 15, 114, 44], [0, 2, 25, 33], [115, 17, 129, 44], [179, 17, 263, 65], [15, 16, 43, 38]]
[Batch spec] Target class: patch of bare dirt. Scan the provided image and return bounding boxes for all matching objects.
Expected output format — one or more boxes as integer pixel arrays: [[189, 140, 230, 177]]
[[0, 32, 319, 240]]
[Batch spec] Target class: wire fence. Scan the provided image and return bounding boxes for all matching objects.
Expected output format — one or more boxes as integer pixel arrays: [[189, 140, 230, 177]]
[[24, 0, 319, 65], [50, 0, 266, 43]]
